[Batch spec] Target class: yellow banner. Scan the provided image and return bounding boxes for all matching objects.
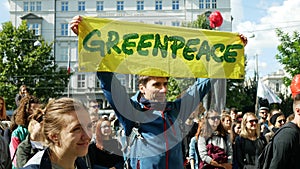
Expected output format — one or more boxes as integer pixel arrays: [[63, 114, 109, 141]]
[[78, 17, 245, 79]]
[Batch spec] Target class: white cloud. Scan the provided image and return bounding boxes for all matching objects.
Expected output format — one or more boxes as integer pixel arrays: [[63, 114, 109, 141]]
[[234, 0, 300, 77], [231, 0, 244, 27], [0, 1, 10, 30]]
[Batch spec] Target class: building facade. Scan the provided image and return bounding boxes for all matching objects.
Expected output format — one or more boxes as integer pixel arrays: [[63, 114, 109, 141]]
[[8, 0, 232, 107], [261, 69, 291, 98]]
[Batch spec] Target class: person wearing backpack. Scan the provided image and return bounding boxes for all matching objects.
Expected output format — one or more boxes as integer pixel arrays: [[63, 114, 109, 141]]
[[267, 92, 300, 169]]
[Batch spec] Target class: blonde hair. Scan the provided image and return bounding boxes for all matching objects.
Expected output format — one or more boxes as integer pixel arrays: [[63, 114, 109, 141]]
[[41, 97, 88, 147], [240, 112, 261, 139]]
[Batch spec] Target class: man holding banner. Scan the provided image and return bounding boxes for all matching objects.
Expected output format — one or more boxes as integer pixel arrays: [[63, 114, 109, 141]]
[[70, 15, 247, 169]]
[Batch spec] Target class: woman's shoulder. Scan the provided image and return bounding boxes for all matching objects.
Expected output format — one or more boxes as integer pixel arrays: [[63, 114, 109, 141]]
[[20, 164, 40, 169], [21, 150, 46, 168]]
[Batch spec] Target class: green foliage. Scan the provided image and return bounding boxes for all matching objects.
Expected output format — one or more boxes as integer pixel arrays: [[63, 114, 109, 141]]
[[0, 21, 70, 110], [181, 14, 211, 30], [226, 78, 257, 111], [275, 29, 300, 86], [167, 77, 195, 101]]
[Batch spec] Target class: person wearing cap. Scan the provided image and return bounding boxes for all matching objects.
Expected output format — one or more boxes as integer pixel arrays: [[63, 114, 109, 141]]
[[258, 106, 270, 136], [264, 112, 286, 143]]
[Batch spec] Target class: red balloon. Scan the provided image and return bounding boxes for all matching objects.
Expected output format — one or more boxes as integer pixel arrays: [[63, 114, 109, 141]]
[[209, 11, 223, 28], [290, 74, 300, 98]]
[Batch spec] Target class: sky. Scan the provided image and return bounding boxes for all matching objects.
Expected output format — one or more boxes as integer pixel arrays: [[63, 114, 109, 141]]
[[0, 0, 299, 79]]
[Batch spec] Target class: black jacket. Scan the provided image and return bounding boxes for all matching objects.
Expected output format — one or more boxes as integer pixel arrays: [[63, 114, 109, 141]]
[[20, 148, 89, 169], [269, 122, 300, 169]]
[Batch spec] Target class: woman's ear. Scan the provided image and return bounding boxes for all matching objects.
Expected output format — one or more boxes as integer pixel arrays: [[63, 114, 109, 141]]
[[49, 133, 59, 144]]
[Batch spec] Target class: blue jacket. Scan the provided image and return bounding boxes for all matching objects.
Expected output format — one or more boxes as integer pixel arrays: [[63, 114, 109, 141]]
[[97, 72, 211, 169], [189, 137, 199, 169]]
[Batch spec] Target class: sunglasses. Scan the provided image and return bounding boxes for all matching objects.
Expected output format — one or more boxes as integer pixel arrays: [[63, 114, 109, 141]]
[[208, 116, 221, 121], [260, 111, 268, 115], [248, 119, 258, 124], [277, 119, 286, 124]]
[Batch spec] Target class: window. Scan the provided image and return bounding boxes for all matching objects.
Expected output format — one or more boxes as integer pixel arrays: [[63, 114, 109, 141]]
[[212, 0, 217, 8], [276, 83, 280, 92], [172, 21, 180, 27], [36, 1, 41, 11], [24, 1, 42, 11], [117, 1, 124, 11], [30, 2, 35, 11], [31, 23, 40, 35], [78, 1, 85, 11], [61, 1, 69, 11], [23, 2, 29, 11], [77, 74, 86, 88], [137, 1, 144, 11], [154, 21, 163, 25], [61, 23, 68, 36], [96, 76, 101, 88], [27, 23, 41, 36], [199, 0, 204, 9], [172, 0, 179, 10], [96, 1, 104, 11], [59, 48, 68, 61], [116, 74, 126, 86], [205, 0, 210, 8], [155, 1, 162, 10]]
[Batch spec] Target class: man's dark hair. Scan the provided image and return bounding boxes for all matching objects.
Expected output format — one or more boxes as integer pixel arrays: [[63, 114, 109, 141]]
[[230, 107, 238, 113], [138, 76, 169, 86]]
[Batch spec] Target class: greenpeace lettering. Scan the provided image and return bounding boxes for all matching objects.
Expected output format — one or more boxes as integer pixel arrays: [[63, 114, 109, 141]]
[[83, 30, 243, 63], [78, 17, 245, 79]]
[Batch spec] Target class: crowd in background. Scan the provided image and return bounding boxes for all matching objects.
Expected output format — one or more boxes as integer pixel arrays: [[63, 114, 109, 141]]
[[0, 83, 296, 169]]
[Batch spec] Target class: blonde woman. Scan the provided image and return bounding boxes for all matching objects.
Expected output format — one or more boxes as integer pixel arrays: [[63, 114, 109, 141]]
[[234, 112, 267, 169], [21, 98, 92, 169]]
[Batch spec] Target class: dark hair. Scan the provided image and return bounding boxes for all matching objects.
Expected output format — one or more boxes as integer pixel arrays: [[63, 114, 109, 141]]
[[0, 97, 7, 120], [230, 121, 241, 143], [230, 107, 238, 114], [138, 76, 169, 86], [15, 95, 40, 127], [294, 93, 300, 101]]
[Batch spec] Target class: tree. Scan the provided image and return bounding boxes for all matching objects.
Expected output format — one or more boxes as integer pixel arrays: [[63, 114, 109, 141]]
[[275, 29, 300, 86], [0, 21, 71, 110]]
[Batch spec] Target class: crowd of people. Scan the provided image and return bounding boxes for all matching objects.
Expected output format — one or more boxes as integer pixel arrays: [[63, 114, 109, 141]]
[[0, 82, 298, 169], [1, 16, 300, 169]]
